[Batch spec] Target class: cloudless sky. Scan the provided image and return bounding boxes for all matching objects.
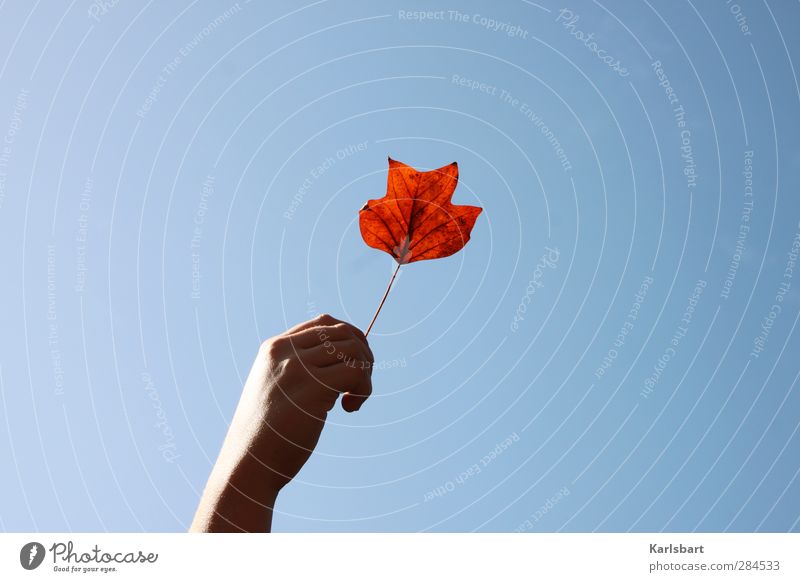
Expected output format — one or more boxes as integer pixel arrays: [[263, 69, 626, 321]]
[[0, 0, 799, 532]]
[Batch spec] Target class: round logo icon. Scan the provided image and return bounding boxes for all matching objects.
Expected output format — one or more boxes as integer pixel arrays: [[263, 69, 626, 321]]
[[20, 542, 46, 570]]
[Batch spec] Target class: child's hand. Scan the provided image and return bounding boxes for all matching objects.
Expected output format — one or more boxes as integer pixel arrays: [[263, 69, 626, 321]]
[[190, 314, 374, 532]]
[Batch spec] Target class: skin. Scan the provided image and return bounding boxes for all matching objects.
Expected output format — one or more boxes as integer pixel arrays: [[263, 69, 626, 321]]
[[190, 314, 374, 532]]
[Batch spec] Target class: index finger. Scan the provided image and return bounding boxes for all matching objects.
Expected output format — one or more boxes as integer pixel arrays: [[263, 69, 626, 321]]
[[282, 313, 342, 335]]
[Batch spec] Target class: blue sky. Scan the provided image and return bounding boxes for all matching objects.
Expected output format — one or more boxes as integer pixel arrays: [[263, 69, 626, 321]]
[[0, 0, 799, 532]]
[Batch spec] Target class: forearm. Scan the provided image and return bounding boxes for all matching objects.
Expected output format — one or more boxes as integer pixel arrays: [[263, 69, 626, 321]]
[[190, 454, 280, 533], [190, 315, 373, 531]]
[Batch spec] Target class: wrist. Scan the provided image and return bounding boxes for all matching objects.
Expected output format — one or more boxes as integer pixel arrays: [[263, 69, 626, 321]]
[[191, 451, 281, 533]]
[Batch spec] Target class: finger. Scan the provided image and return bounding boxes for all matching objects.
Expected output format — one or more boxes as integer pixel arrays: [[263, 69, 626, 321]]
[[284, 318, 373, 363], [283, 324, 352, 350], [342, 364, 373, 412], [358, 332, 374, 368], [315, 362, 373, 412], [342, 388, 370, 413], [331, 336, 373, 375], [307, 339, 372, 369], [289, 322, 369, 351], [282, 313, 343, 335], [345, 321, 369, 347], [319, 322, 374, 364]]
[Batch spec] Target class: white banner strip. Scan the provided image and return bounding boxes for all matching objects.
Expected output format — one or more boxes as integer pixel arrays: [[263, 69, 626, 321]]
[[1, 533, 798, 581]]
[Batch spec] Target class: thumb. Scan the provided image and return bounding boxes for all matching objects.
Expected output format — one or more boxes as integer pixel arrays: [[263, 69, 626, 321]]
[[341, 391, 368, 413]]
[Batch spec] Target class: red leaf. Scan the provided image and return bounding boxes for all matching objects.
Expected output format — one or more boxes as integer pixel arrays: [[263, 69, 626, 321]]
[[358, 158, 482, 335], [359, 158, 482, 264]]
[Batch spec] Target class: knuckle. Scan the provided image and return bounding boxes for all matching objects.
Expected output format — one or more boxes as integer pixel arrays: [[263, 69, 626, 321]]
[[259, 338, 278, 357], [261, 335, 291, 359], [334, 321, 364, 339], [281, 356, 304, 375], [314, 313, 338, 326], [331, 322, 352, 336]]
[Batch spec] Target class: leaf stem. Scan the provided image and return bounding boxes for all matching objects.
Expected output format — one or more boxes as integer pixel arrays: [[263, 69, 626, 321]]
[[365, 262, 402, 337]]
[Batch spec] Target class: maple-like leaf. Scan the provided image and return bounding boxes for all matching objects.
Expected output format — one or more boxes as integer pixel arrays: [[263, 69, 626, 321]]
[[359, 158, 483, 334], [359, 157, 482, 264]]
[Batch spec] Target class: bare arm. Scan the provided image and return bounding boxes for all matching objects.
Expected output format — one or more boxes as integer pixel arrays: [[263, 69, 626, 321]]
[[190, 314, 374, 532]]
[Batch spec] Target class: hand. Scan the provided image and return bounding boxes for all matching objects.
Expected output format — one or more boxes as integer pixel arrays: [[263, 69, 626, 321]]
[[190, 314, 374, 532]]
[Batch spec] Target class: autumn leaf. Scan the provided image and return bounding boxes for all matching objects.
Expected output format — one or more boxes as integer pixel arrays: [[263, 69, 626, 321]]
[[359, 157, 483, 335], [359, 157, 482, 264]]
